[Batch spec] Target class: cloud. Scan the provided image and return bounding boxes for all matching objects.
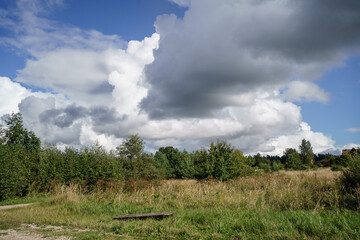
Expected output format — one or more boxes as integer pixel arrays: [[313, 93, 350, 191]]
[[0, 77, 31, 116], [0, 0, 124, 57], [347, 128, 360, 133], [141, 0, 360, 118], [39, 104, 88, 128], [18, 95, 83, 145], [264, 122, 336, 156], [282, 81, 330, 103], [341, 143, 360, 149], [2, 0, 357, 154]]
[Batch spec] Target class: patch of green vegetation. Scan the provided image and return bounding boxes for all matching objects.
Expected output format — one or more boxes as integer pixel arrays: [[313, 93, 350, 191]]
[[0, 195, 49, 206], [0, 222, 21, 230]]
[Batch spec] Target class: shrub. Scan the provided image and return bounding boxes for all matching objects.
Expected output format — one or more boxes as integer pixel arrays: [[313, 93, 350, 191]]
[[0, 145, 27, 200], [340, 154, 360, 193], [271, 161, 283, 172], [332, 153, 352, 167], [259, 163, 271, 172], [331, 165, 343, 171], [284, 149, 302, 170]]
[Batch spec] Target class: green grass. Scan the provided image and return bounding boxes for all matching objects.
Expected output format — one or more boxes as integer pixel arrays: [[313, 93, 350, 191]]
[[0, 195, 49, 206], [1, 201, 360, 239], [1, 169, 359, 239]]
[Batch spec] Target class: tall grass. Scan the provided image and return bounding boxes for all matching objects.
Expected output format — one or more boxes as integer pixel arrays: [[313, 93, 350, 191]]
[[1, 169, 359, 239], [34, 168, 348, 213]]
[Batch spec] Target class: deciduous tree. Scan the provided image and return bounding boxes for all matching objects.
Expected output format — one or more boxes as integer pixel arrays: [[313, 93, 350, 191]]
[[299, 139, 314, 165]]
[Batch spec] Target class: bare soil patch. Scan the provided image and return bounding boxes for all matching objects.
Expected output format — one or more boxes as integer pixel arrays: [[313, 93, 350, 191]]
[[0, 228, 70, 240]]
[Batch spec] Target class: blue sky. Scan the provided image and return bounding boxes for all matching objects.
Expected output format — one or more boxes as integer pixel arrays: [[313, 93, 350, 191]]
[[300, 56, 360, 146], [0, 0, 359, 154]]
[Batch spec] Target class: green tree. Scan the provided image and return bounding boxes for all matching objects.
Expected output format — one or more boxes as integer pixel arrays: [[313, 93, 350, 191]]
[[3, 113, 40, 152], [154, 151, 171, 179], [158, 146, 182, 178], [284, 148, 302, 169], [116, 134, 144, 160], [117, 134, 159, 180], [254, 153, 271, 167], [230, 149, 254, 177], [180, 150, 195, 179], [193, 148, 212, 179], [299, 139, 314, 165], [0, 144, 29, 200], [209, 140, 234, 181]]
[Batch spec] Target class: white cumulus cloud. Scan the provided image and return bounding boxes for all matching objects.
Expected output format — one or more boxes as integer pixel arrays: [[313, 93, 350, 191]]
[[0, 77, 31, 116], [282, 81, 330, 103]]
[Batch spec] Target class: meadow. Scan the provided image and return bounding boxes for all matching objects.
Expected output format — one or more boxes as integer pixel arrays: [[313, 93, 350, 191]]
[[1, 168, 360, 239]]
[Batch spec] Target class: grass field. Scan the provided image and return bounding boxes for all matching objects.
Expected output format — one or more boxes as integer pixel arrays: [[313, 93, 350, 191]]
[[1, 168, 359, 239]]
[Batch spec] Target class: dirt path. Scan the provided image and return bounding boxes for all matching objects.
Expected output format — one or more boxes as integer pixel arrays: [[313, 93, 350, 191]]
[[0, 204, 71, 239], [0, 229, 70, 240], [0, 203, 33, 211]]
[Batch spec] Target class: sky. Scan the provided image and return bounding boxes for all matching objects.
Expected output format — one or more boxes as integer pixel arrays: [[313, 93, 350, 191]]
[[0, 0, 359, 155]]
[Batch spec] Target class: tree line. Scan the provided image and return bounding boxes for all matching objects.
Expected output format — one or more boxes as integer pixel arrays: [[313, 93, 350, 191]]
[[0, 113, 359, 200]]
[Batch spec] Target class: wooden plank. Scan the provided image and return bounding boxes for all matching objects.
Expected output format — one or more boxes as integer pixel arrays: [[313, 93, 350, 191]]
[[114, 212, 175, 220]]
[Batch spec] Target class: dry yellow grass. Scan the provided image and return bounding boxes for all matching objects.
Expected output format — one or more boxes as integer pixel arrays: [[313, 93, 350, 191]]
[[103, 168, 342, 211]]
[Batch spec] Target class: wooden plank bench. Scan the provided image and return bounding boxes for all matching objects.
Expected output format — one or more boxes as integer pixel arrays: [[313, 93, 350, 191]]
[[113, 212, 175, 220]]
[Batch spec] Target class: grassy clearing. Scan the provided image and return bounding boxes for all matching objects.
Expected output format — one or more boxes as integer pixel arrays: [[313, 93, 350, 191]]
[[1, 169, 359, 239], [0, 195, 49, 206]]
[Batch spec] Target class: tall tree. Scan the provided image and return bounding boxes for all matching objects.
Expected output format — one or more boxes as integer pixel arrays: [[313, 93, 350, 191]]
[[116, 134, 144, 160], [116, 134, 159, 180], [299, 139, 314, 165], [3, 113, 40, 152]]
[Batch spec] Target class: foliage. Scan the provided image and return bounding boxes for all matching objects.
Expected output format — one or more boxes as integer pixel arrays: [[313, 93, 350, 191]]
[[0, 113, 41, 199], [271, 161, 284, 171], [3, 113, 40, 152], [331, 165, 343, 171], [207, 140, 253, 181], [284, 148, 302, 169], [254, 153, 271, 167], [193, 148, 212, 179], [0, 145, 29, 200], [299, 139, 314, 165], [332, 153, 352, 167], [209, 140, 236, 181], [116, 134, 143, 160], [117, 135, 159, 180], [259, 162, 271, 172], [154, 151, 171, 179], [156, 146, 194, 179], [340, 154, 360, 194]]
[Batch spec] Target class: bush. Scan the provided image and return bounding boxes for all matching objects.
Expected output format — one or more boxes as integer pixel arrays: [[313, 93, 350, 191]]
[[259, 163, 271, 172], [271, 161, 283, 172], [284, 149, 302, 170], [0, 145, 27, 200], [331, 165, 343, 171], [340, 154, 360, 193]]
